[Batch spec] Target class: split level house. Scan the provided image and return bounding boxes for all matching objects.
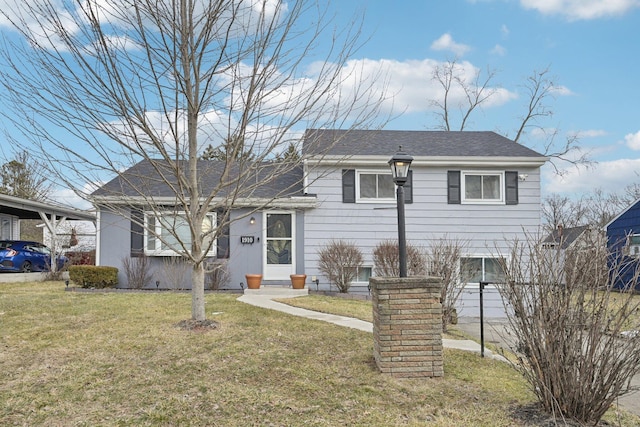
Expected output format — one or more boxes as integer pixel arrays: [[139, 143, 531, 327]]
[[92, 129, 548, 307]]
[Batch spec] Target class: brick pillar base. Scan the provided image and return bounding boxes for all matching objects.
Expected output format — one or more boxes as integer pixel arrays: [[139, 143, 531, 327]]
[[370, 276, 443, 378]]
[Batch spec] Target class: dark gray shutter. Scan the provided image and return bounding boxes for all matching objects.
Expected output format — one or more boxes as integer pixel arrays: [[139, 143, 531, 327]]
[[342, 169, 356, 203], [404, 170, 413, 204], [505, 171, 519, 205], [130, 208, 144, 257], [216, 210, 230, 259], [447, 171, 461, 204]]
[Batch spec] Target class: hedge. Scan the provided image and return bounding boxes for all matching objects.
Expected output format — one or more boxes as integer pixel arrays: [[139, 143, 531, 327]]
[[69, 266, 119, 289]]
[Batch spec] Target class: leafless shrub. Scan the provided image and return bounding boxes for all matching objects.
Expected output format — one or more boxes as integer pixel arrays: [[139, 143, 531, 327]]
[[318, 240, 363, 293], [205, 259, 230, 291], [161, 256, 190, 290], [373, 239, 427, 277], [425, 237, 468, 332], [497, 234, 640, 425], [122, 255, 153, 289]]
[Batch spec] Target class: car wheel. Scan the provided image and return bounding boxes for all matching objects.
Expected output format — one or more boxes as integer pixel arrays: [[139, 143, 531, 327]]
[[21, 262, 32, 273]]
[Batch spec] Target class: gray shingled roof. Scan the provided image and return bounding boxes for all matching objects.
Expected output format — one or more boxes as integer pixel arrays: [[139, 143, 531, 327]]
[[92, 159, 304, 199], [303, 129, 546, 158], [542, 225, 589, 250]]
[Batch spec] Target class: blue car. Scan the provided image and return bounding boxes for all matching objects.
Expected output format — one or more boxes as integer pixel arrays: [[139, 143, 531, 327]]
[[0, 241, 68, 273]]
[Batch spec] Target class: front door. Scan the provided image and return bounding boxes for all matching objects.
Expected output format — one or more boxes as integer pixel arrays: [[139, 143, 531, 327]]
[[263, 211, 295, 280]]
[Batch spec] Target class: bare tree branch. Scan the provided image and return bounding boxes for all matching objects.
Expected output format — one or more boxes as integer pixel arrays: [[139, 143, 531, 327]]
[[0, 0, 388, 321]]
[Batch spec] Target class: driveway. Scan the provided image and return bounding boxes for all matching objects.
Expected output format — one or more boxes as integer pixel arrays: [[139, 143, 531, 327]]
[[456, 317, 640, 418]]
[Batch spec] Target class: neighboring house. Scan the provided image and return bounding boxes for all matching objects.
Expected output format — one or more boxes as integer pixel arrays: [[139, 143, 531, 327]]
[[541, 225, 591, 251], [42, 220, 97, 254], [605, 198, 640, 290], [92, 129, 548, 303], [540, 224, 607, 287]]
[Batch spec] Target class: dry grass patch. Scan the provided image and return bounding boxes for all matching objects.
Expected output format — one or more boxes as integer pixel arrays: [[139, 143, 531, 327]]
[[0, 282, 638, 426]]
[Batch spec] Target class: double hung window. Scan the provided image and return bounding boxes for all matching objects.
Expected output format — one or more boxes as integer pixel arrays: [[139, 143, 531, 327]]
[[462, 172, 503, 203], [357, 171, 395, 202], [144, 211, 216, 256]]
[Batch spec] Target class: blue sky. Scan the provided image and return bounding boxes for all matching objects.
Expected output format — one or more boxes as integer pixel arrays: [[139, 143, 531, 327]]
[[1, 0, 639, 208], [325, 0, 640, 199]]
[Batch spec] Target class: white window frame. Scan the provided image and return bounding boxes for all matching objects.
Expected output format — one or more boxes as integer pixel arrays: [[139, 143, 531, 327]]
[[459, 255, 506, 284], [356, 170, 396, 203], [461, 171, 504, 204], [627, 234, 640, 257], [144, 211, 217, 257], [351, 265, 373, 287]]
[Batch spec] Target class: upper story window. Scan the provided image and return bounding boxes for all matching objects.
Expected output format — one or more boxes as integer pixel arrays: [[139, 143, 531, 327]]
[[357, 171, 395, 202], [342, 169, 413, 204], [144, 211, 216, 256], [462, 172, 504, 203], [448, 170, 518, 205]]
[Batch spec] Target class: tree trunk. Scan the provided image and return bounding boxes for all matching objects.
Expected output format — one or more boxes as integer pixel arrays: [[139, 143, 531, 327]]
[[191, 262, 205, 321]]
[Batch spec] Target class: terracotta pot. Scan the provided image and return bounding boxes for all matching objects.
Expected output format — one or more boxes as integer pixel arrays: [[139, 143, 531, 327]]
[[245, 274, 262, 289], [290, 274, 307, 289]]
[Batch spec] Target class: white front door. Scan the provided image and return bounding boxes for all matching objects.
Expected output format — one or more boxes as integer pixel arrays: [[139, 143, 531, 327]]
[[263, 211, 295, 280]]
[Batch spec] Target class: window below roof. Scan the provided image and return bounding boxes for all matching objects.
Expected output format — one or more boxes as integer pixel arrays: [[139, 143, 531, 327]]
[[462, 171, 504, 203], [357, 170, 395, 202], [144, 211, 216, 256]]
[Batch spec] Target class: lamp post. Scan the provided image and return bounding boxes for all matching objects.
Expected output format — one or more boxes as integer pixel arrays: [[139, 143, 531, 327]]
[[388, 147, 413, 277]]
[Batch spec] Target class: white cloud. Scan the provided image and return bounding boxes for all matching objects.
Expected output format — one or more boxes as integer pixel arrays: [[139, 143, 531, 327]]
[[550, 84, 574, 96], [520, 0, 640, 21], [624, 131, 640, 150], [430, 33, 471, 57], [500, 24, 510, 38], [572, 129, 607, 138], [331, 58, 517, 118], [490, 44, 507, 56], [543, 158, 640, 196]]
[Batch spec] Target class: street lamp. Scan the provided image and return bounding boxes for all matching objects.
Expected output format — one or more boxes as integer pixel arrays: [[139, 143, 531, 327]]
[[388, 147, 413, 277]]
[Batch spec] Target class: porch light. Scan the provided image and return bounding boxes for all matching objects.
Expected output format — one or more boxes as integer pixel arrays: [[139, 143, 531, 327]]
[[388, 146, 414, 278], [250, 216, 256, 225], [388, 147, 413, 185]]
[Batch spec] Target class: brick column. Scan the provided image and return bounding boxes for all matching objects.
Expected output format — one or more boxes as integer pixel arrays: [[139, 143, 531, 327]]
[[370, 276, 443, 378]]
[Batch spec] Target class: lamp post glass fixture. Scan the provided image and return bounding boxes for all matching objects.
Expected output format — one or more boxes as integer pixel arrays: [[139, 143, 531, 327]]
[[388, 147, 413, 277]]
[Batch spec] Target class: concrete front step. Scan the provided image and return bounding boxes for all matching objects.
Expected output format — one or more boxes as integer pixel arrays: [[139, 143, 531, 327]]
[[243, 286, 309, 298]]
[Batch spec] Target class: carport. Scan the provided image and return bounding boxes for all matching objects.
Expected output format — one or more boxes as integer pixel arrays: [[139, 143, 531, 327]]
[[0, 193, 95, 271]]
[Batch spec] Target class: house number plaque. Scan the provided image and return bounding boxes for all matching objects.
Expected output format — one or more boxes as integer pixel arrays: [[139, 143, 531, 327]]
[[240, 236, 255, 245]]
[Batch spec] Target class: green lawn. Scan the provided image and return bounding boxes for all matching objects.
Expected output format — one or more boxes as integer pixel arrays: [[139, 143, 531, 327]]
[[1, 282, 637, 426]]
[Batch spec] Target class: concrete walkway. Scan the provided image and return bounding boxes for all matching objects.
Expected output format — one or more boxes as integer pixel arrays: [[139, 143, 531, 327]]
[[237, 288, 506, 361]]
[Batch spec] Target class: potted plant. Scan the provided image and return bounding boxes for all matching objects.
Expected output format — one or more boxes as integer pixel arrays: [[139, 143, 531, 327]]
[[245, 274, 262, 289], [290, 274, 307, 289]]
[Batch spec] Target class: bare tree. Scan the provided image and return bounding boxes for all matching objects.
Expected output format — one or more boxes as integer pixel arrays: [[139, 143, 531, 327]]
[[372, 239, 427, 277], [430, 59, 498, 131], [542, 185, 640, 232], [497, 234, 640, 425], [317, 240, 363, 293], [429, 63, 590, 169], [0, 1, 386, 321], [424, 237, 468, 332]]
